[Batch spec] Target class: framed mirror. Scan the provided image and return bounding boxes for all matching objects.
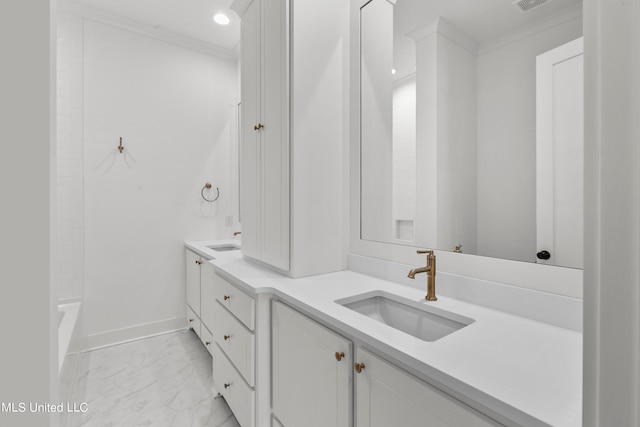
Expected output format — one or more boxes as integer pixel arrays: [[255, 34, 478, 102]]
[[360, 0, 583, 268]]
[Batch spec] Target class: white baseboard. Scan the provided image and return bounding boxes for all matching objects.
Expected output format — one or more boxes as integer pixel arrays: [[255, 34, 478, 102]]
[[82, 316, 187, 352]]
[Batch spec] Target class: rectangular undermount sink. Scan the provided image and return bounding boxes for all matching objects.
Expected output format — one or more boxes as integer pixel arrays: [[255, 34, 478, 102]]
[[206, 244, 240, 252], [337, 291, 474, 342]]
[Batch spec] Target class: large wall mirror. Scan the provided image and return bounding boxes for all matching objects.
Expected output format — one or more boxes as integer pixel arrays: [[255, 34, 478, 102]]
[[360, 0, 583, 269]]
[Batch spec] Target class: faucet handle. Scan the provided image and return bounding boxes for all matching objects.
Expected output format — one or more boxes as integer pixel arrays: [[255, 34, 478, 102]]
[[416, 249, 434, 255]]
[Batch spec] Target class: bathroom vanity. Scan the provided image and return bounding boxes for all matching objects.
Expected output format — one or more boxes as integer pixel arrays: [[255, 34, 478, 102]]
[[186, 240, 581, 427], [192, 0, 585, 425]]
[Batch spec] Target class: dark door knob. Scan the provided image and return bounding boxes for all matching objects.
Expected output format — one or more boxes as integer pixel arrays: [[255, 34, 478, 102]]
[[537, 250, 551, 260]]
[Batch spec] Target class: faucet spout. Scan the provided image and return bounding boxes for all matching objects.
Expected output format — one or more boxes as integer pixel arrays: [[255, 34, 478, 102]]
[[407, 265, 430, 279]]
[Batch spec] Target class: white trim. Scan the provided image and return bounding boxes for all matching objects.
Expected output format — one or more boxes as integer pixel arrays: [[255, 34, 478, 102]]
[[82, 316, 187, 352], [59, 0, 238, 61], [478, 4, 582, 56], [583, 0, 640, 424]]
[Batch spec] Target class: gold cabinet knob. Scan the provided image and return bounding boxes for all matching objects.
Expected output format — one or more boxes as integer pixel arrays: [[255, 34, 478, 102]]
[[224, 335, 230, 341], [195, 260, 202, 265], [223, 295, 230, 301], [224, 383, 230, 389], [205, 341, 211, 346], [188, 318, 194, 323], [335, 352, 345, 362], [253, 123, 264, 131], [355, 362, 366, 373]]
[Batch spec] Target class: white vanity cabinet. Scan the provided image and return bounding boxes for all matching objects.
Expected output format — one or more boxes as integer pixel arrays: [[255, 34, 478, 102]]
[[353, 348, 497, 427], [185, 248, 215, 355], [272, 301, 352, 427], [271, 302, 499, 427], [239, 0, 289, 271]]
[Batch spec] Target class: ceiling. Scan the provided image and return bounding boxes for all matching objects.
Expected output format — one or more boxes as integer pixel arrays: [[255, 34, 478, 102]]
[[70, 0, 241, 52], [395, 0, 582, 44], [68, 0, 581, 62]]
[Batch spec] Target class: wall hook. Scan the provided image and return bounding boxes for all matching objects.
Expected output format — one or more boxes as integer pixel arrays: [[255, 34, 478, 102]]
[[118, 137, 124, 154], [201, 182, 220, 202]]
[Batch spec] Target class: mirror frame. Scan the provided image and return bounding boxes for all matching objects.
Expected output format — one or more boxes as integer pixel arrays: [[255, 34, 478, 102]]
[[349, 0, 582, 298]]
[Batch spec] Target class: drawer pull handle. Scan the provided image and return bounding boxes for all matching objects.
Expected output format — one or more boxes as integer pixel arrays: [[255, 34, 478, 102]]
[[223, 295, 230, 301], [224, 383, 231, 389], [335, 352, 345, 362], [205, 341, 211, 346], [355, 362, 366, 373], [224, 335, 230, 341]]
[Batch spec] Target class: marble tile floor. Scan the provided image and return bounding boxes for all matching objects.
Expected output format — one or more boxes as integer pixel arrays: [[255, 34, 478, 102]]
[[66, 330, 240, 427]]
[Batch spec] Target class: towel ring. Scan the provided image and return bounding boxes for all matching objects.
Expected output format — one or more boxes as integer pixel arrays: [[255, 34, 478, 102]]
[[201, 182, 220, 203]]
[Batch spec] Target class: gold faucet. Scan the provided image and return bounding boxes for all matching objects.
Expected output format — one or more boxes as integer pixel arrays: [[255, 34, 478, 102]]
[[407, 250, 437, 301]]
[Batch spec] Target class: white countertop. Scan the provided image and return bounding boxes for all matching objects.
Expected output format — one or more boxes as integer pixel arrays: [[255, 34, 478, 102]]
[[186, 240, 582, 427]]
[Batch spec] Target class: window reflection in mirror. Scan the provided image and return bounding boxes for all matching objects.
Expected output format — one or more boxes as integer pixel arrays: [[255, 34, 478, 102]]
[[359, 0, 583, 268]]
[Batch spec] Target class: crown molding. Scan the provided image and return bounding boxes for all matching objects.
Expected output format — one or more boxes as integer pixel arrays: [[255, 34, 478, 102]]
[[478, 4, 582, 56]]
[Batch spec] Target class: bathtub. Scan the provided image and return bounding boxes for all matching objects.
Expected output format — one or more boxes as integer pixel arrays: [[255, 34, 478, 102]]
[[58, 302, 81, 373]]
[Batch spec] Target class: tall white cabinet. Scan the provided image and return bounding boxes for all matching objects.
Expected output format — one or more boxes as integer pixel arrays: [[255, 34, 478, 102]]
[[234, 0, 348, 278], [240, 0, 289, 271]]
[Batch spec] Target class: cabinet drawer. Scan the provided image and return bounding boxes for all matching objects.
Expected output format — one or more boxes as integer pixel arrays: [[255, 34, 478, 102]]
[[213, 273, 255, 330], [200, 323, 214, 357], [186, 305, 200, 338], [214, 302, 255, 386], [213, 343, 255, 427]]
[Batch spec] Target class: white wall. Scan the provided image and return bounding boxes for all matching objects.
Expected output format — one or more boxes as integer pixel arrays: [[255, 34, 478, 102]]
[[476, 15, 582, 262], [56, 14, 84, 302], [0, 2, 57, 427], [74, 18, 238, 348]]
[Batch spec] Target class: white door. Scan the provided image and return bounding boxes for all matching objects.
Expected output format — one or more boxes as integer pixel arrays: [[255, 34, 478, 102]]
[[536, 37, 584, 268], [200, 260, 215, 333], [240, 0, 261, 261], [260, 0, 289, 270]]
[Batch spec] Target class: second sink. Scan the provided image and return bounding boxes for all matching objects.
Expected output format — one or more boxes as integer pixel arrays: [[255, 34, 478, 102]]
[[337, 291, 474, 342]]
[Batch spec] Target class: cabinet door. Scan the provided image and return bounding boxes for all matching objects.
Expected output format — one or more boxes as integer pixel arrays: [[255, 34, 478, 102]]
[[240, 0, 261, 261], [272, 301, 351, 427], [354, 348, 497, 427], [261, 0, 289, 271], [200, 261, 215, 332], [185, 249, 201, 317]]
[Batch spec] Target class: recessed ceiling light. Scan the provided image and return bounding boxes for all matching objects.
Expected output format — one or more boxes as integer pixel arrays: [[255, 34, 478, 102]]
[[213, 13, 230, 26], [392, 68, 397, 75]]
